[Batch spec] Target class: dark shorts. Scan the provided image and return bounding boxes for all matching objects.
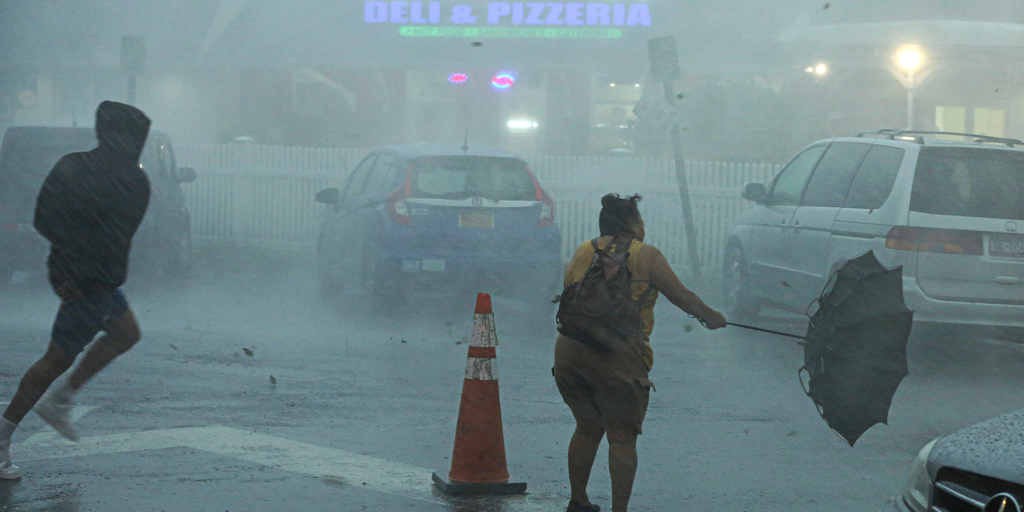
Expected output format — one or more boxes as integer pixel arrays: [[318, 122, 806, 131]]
[[553, 335, 653, 436], [51, 289, 130, 358]]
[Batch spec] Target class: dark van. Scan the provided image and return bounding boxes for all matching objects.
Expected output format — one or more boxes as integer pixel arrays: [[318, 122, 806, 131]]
[[0, 126, 196, 285]]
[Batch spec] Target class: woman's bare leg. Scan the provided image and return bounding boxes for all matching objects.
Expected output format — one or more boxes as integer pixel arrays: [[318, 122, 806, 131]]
[[607, 428, 639, 512], [568, 421, 605, 507]]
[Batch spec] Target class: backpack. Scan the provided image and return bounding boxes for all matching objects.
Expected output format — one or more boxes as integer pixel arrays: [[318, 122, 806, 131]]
[[556, 238, 654, 353]]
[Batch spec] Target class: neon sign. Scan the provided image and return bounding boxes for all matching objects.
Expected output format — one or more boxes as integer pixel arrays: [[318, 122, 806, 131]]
[[491, 74, 515, 89], [400, 26, 622, 38], [365, 2, 652, 27]]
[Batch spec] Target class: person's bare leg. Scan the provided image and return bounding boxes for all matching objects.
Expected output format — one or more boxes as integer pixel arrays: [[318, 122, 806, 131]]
[[67, 309, 140, 390], [607, 428, 638, 512], [2, 344, 76, 425], [568, 422, 605, 508]]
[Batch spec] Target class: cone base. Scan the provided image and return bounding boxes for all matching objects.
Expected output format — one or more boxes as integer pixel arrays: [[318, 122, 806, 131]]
[[431, 471, 527, 496]]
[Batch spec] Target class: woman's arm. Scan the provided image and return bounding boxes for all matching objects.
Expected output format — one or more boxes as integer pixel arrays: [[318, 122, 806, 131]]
[[641, 244, 727, 329]]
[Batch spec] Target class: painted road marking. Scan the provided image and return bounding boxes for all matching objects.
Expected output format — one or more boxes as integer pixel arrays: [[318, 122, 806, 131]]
[[11, 425, 558, 511]]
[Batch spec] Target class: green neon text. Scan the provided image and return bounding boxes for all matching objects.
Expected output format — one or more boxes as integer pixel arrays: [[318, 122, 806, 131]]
[[398, 26, 623, 38]]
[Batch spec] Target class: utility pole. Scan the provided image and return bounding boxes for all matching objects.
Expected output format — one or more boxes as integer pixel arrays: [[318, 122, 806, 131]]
[[121, 36, 146, 106], [647, 36, 701, 280]]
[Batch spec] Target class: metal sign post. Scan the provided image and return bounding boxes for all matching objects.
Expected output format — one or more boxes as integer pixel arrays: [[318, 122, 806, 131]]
[[647, 36, 701, 280], [121, 36, 146, 105]]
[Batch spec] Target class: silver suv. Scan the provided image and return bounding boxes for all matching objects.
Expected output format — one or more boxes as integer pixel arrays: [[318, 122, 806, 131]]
[[723, 130, 1024, 327]]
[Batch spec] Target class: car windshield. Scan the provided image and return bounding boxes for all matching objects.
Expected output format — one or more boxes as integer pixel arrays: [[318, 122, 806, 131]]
[[910, 147, 1024, 220], [410, 156, 536, 201]]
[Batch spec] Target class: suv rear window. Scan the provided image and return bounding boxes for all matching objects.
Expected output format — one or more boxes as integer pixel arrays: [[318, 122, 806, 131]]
[[910, 147, 1024, 220], [411, 156, 537, 201]]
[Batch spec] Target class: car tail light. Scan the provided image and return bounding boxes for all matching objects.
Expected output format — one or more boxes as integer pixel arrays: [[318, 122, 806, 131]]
[[525, 165, 555, 229], [885, 226, 983, 255], [386, 169, 413, 226], [538, 191, 556, 229]]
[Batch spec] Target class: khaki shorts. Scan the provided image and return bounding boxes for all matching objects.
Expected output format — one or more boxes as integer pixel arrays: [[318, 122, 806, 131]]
[[553, 335, 653, 436]]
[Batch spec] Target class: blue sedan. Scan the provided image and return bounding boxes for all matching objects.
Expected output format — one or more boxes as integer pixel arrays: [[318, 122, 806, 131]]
[[315, 143, 562, 315]]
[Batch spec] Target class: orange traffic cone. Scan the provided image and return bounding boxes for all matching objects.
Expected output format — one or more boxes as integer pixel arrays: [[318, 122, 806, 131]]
[[432, 293, 527, 496]]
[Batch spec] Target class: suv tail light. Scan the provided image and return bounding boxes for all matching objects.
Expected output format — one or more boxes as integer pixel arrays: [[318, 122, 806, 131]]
[[885, 226, 983, 255], [526, 165, 556, 229], [386, 169, 413, 226]]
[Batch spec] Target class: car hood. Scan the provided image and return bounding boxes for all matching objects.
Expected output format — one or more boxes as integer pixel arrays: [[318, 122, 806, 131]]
[[928, 407, 1024, 483]]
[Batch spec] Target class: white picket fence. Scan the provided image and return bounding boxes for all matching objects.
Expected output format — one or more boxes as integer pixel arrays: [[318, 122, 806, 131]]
[[174, 144, 780, 271]]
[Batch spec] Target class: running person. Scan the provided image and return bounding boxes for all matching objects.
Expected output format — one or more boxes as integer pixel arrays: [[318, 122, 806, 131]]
[[0, 101, 152, 479], [553, 193, 727, 512]]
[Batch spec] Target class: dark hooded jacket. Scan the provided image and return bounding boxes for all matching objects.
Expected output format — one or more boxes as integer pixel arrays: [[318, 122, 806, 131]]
[[34, 101, 151, 293]]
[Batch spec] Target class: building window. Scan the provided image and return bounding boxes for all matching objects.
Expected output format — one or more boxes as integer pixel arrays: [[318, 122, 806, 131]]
[[973, 107, 1005, 137], [935, 106, 965, 134]]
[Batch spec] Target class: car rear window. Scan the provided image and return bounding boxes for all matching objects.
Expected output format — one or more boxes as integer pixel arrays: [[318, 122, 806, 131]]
[[910, 147, 1024, 220], [411, 156, 537, 201], [0, 136, 93, 210]]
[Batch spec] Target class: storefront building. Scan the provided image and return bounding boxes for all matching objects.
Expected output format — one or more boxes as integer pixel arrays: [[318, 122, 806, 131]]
[[4, 1, 1024, 161]]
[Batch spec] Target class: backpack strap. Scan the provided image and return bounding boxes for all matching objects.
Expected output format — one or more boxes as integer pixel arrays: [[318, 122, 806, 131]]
[[615, 237, 634, 254], [635, 279, 657, 307]]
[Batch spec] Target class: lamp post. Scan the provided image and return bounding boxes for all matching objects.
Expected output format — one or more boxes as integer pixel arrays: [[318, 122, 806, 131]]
[[896, 48, 922, 130]]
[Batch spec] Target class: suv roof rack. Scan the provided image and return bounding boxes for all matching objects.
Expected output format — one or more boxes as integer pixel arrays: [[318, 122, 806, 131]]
[[856, 129, 1023, 147]]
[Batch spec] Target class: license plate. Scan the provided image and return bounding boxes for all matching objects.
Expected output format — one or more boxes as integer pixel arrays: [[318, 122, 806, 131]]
[[459, 212, 494, 229], [989, 235, 1024, 258]]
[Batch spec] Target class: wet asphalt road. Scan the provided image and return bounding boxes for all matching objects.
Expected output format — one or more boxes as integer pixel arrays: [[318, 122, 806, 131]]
[[2, 246, 1024, 512]]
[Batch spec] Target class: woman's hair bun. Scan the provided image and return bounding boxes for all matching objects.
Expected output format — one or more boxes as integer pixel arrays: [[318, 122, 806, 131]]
[[598, 193, 643, 237], [601, 193, 642, 209]]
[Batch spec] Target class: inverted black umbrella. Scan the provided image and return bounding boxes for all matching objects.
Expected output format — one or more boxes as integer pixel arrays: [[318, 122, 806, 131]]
[[725, 251, 914, 446]]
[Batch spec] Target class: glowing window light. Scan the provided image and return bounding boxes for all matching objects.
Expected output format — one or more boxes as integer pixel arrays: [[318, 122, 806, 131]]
[[507, 119, 538, 130], [448, 73, 468, 84], [492, 74, 515, 89]]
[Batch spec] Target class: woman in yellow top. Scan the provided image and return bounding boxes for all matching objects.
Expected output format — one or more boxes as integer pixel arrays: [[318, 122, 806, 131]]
[[553, 193, 727, 512]]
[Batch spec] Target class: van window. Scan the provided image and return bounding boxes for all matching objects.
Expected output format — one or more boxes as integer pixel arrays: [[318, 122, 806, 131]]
[[800, 143, 870, 207], [910, 147, 1024, 220], [768, 145, 826, 206], [844, 146, 905, 209]]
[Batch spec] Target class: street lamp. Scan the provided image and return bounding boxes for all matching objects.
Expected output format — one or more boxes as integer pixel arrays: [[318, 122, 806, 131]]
[[895, 47, 923, 129], [898, 49, 921, 71], [805, 63, 828, 76]]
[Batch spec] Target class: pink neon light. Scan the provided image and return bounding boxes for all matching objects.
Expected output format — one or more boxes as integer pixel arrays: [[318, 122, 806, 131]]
[[492, 74, 514, 89]]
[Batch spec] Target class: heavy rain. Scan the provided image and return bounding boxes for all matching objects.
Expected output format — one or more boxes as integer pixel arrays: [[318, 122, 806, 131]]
[[1, 1, 1024, 511]]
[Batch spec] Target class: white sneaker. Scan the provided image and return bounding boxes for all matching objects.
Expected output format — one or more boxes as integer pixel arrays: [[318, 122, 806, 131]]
[[0, 440, 20, 480], [34, 392, 78, 442]]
